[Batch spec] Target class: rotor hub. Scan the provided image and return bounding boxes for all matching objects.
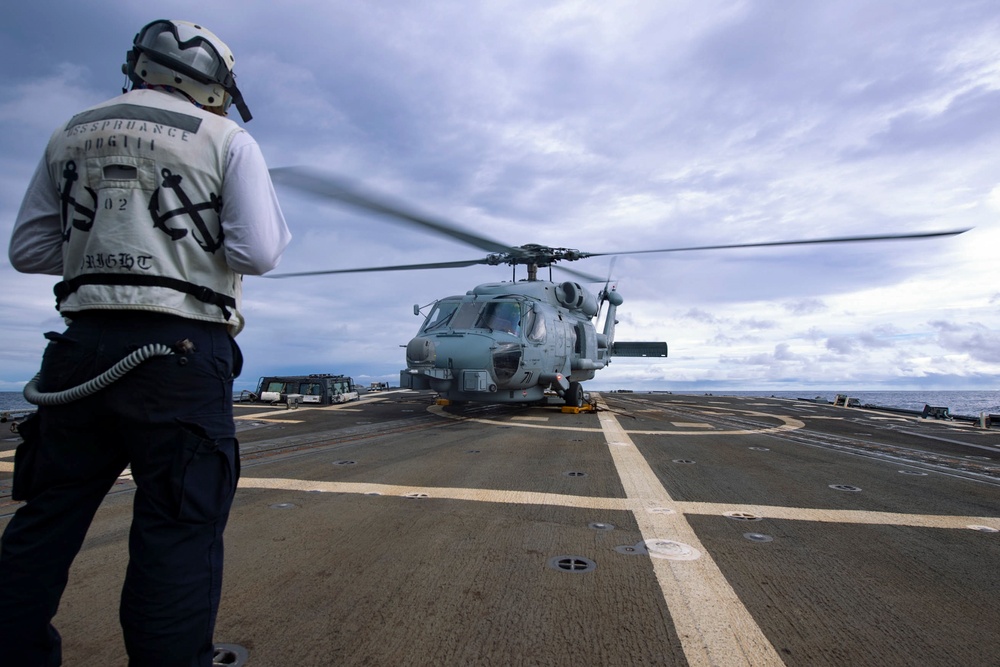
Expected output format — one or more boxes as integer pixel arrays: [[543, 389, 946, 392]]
[[486, 244, 591, 268]]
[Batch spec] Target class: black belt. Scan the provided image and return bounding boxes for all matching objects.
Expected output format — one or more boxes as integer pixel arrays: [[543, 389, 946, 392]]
[[54, 273, 235, 320]]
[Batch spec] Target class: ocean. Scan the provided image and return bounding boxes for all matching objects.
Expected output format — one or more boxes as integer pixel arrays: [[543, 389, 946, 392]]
[[3, 389, 999, 417], [687, 390, 1000, 417]]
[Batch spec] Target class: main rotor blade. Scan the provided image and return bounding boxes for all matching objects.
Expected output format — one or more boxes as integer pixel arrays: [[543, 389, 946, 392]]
[[553, 264, 606, 283], [270, 167, 519, 256], [581, 228, 971, 259], [266, 258, 491, 279]]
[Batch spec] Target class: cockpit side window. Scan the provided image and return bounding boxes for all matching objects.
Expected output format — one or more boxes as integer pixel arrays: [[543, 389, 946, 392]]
[[528, 309, 546, 342], [476, 301, 522, 335], [521, 308, 535, 339]]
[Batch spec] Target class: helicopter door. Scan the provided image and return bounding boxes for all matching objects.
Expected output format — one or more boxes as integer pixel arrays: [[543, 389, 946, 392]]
[[550, 313, 570, 375], [514, 305, 544, 386], [574, 322, 596, 359]]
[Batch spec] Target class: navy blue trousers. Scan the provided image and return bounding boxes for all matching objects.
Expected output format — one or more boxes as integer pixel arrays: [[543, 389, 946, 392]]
[[0, 312, 241, 666]]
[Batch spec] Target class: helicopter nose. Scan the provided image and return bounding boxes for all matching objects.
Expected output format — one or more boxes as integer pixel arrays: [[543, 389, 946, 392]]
[[406, 337, 435, 364]]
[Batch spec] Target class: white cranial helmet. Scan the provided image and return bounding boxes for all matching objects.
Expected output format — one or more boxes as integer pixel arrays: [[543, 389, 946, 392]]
[[124, 19, 252, 121]]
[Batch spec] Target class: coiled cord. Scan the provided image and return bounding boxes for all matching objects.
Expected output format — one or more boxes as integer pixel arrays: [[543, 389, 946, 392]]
[[23, 343, 175, 406]]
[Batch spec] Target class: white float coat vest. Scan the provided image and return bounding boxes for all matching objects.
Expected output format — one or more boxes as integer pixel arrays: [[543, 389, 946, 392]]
[[47, 89, 246, 335]]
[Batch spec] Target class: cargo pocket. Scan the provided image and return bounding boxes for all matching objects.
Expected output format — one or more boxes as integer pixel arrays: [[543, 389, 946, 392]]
[[11, 413, 42, 502], [38, 330, 91, 392], [172, 418, 240, 524]]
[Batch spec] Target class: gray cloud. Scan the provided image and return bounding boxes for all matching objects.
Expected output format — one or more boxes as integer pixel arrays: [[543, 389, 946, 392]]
[[783, 298, 828, 316], [930, 320, 964, 333], [1, 2, 998, 391], [934, 322, 1000, 363], [683, 308, 723, 324], [826, 336, 857, 355], [721, 342, 803, 367], [739, 317, 778, 331]]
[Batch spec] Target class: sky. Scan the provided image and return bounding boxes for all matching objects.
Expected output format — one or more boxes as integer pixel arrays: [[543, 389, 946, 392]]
[[1, 0, 999, 394]]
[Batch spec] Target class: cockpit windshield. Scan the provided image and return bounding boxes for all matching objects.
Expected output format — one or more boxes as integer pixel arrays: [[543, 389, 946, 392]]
[[420, 298, 529, 336], [421, 300, 461, 333]]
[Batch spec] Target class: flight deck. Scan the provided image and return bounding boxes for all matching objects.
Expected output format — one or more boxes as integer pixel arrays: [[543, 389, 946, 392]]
[[1, 391, 998, 666]]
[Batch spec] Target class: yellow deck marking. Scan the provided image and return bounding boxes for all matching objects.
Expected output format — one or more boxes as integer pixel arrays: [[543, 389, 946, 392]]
[[512, 416, 550, 422], [626, 410, 803, 436], [676, 502, 1000, 530], [671, 422, 714, 429], [234, 397, 379, 421], [428, 405, 600, 432], [236, 477, 1000, 531], [595, 396, 785, 667], [233, 410, 286, 416], [320, 395, 393, 410], [427, 405, 804, 436], [0, 451, 15, 460], [0, 462, 13, 472], [234, 404, 293, 411], [238, 477, 629, 510], [234, 415, 305, 423]]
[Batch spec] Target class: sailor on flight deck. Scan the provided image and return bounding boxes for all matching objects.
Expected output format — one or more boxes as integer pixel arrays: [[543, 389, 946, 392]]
[[1, 19, 291, 666]]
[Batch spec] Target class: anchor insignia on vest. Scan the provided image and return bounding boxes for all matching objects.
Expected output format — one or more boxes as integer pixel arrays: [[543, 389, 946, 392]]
[[59, 161, 97, 242], [149, 168, 224, 253]]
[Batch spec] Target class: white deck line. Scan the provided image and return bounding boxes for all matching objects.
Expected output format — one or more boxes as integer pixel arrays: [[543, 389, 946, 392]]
[[595, 395, 785, 667]]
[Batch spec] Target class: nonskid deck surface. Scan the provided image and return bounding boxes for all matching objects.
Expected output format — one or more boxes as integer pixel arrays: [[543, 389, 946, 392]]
[[1, 391, 998, 666]]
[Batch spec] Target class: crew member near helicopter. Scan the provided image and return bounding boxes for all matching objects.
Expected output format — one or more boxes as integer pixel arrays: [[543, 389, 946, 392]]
[[1, 19, 291, 666]]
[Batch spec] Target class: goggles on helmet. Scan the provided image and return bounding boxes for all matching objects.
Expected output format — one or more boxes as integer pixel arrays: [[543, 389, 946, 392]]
[[133, 20, 252, 122]]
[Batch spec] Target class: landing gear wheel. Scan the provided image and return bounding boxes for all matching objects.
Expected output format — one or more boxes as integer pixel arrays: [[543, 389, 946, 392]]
[[567, 381, 584, 408]]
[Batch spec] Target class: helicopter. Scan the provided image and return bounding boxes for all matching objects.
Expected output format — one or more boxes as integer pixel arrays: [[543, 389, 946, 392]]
[[267, 167, 968, 408]]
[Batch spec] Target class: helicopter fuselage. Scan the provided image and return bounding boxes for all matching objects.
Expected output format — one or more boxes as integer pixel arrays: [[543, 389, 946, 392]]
[[400, 280, 634, 405]]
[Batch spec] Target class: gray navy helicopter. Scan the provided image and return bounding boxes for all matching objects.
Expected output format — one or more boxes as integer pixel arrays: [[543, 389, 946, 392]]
[[268, 167, 967, 407]]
